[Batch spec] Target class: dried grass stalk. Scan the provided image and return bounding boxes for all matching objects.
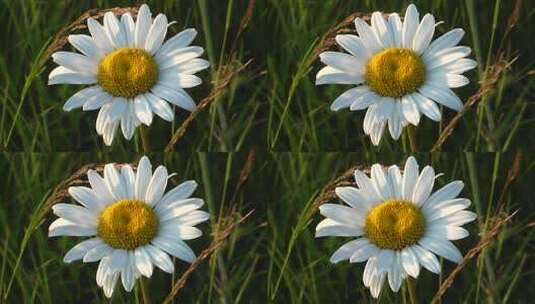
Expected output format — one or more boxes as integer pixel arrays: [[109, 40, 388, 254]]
[[164, 59, 252, 151], [431, 211, 517, 303], [162, 210, 254, 303], [41, 7, 139, 67]]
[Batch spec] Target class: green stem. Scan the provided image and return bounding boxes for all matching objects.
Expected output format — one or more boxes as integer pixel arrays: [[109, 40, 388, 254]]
[[407, 125, 418, 152], [407, 279, 418, 304], [140, 278, 151, 304], [140, 126, 151, 153]]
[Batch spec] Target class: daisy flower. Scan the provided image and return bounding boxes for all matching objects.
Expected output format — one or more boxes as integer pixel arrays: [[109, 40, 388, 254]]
[[49, 4, 210, 145], [316, 4, 476, 145], [48, 156, 210, 298], [316, 156, 476, 298]]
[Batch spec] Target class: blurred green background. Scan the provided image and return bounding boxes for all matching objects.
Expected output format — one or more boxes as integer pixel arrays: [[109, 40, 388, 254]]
[[0, 152, 533, 303], [0, 0, 534, 303], [0, 0, 533, 151]]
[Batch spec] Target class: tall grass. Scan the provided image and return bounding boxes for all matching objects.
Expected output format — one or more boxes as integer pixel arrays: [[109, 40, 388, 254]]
[[0, 0, 533, 303]]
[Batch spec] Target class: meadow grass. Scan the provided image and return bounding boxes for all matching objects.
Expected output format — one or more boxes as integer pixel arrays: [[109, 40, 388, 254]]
[[0, 152, 533, 303], [0, 0, 534, 303]]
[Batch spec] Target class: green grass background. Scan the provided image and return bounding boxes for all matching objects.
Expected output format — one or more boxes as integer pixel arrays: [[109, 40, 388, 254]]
[[0, 0, 533, 151], [0, 152, 533, 303], [0, 0, 534, 303]]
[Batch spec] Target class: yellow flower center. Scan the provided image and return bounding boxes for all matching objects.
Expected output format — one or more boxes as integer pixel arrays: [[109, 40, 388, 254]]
[[364, 200, 425, 250], [97, 199, 159, 250], [365, 48, 426, 98], [97, 48, 159, 98]]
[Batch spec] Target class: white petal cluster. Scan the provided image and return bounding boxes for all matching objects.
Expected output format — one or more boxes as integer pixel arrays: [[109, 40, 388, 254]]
[[316, 157, 476, 298], [49, 4, 210, 145], [49, 156, 210, 297], [317, 4, 476, 145]]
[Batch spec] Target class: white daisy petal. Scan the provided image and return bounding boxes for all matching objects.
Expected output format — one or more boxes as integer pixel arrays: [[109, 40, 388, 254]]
[[319, 204, 364, 227], [401, 94, 421, 125], [350, 90, 381, 111], [402, 4, 420, 48], [135, 156, 152, 200], [319, 51, 364, 76], [387, 255, 403, 292], [376, 249, 395, 273], [82, 90, 113, 111], [335, 34, 371, 60], [370, 271, 386, 298], [400, 247, 420, 278], [371, 164, 393, 200], [151, 84, 197, 112], [159, 72, 203, 89], [419, 84, 463, 111], [419, 236, 463, 263], [158, 46, 205, 69], [330, 87, 370, 111], [68, 34, 102, 61], [87, 169, 115, 206], [388, 13, 402, 46], [412, 13, 435, 54], [48, 218, 97, 237], [121, 252, 136, 292], [354, 17, 383, 52], [412, 165, 435, 206], [412, 244, 441, 273], [103, 12, 127, 48], [402, 156, 419, 200], [387, 102, 404, 140], [52, 203, 97, 226], [104, 163, 127, 200], [63, 238, 103, 263], [413, 92, 442, 121], [424, 28, 465, 57], [425, 198, 471, 222], [62, 86, 102, 111], [135, 247, 153, 277], [87, 18, 114, 54], [426, 224, 470, 240], [133, 94, 153, 126], [349, 242, 381, 263], [167, 210, 210, 227], [145, 165, 168, 205], [164, 58, 210, 75], [430, 210, 477, 226], [387, 165, 402, 198], [120, 164, 136, 199], [134, 4, 152, 48], [68, 186, 105, 212], [145, 14, 168, 54], [121, 13, 135, 47], [363, 255, 378, 287], [315, 66, 363, 85], [426, 73, 470, 88], [84, 243, 114, 263], [145, 92, 175, 121], [156, 180, 198, 210], [422, 180, 464, 209], [158, 198, 205, 221], [48, 66, 97, 85], [101, 120, 119, 146], [152, 236, 196, 263], [315, 218, 363, 237], [371, 12, 393, 47], [335, 186, 373, 212], [329, 239, 364, 263], [156, 28, 198, 59], [432, 58, 477, 75], [425, 46, 472, 70]]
